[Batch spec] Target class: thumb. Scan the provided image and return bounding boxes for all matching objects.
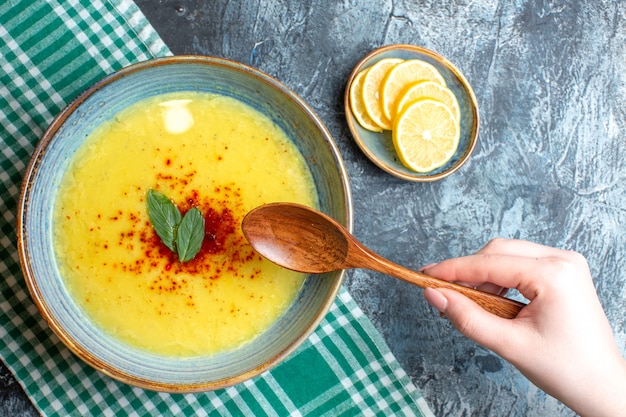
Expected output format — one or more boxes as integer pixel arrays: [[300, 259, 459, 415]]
[[423, 288, 518, 353]]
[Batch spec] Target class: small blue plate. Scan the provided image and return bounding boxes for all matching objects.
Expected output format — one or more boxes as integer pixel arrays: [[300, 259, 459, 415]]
[[344, 44, 479, 182]]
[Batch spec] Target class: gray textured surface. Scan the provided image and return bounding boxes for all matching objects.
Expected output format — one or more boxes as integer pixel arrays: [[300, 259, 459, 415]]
[[3, 1, 625, 416]]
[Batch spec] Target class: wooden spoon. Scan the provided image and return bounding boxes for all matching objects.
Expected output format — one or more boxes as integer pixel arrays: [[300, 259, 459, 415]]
[[242, 202, 526, 319]]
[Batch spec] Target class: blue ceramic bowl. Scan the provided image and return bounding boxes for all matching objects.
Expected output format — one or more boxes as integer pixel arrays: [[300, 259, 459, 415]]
[[17, 56, 352, 392], [344, 44, 479, 181]]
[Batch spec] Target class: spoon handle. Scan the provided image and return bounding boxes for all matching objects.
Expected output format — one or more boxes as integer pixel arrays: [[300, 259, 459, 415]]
[[354, 244, 526, 319], [408, 271, 525, 319]]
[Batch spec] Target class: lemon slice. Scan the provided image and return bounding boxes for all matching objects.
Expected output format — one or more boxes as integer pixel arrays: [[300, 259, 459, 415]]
[[395, 80, 460, 122], [381, 59, 446, 122], [349, 69, 383, 132], [361, 58, 403, 130], [392, 99, 460, 173]]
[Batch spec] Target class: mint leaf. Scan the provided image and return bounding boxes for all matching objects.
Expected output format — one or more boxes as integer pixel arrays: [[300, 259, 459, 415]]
[[147, 190, 206, 262], [176, 207, 205, 262], [147, 189, 181, 252]]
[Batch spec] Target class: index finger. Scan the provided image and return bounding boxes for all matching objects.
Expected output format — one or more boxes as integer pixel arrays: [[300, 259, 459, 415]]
[[477, 238, 570, 258], [422, 253, 543, 300]]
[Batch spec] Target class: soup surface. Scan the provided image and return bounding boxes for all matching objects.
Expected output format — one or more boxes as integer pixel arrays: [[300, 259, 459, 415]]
[[54, 92, 317, 356]]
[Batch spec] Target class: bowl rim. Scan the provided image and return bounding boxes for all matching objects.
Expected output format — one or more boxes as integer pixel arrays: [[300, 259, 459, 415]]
[[344, 44, 480, 182], [16, 55, 353, 392]]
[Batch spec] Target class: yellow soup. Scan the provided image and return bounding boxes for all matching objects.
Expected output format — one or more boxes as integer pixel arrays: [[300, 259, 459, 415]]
[[54, 92, 318, 357]]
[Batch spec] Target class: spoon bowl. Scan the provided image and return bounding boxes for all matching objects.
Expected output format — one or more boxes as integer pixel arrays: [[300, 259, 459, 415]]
[[242, 203, 526, 319]]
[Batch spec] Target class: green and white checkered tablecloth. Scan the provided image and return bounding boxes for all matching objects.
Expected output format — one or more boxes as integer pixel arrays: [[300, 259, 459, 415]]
[[0, 1, 433, 415]]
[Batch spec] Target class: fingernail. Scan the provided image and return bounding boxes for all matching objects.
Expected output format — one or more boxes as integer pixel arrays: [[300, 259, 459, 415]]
[[424, 288, 448, 313], [418, 262, 438, 273]]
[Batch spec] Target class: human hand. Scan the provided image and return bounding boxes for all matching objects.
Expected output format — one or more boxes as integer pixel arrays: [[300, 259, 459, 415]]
[[421, 238, 626, 417]]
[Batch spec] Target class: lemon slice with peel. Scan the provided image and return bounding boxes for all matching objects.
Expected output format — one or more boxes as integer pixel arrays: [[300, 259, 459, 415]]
[[349, 69, 383, 132], [361, 58, 403, 130], [381, 59, 446, 122], [395, 80, 460, 122], [392, 98, 460, 173]]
